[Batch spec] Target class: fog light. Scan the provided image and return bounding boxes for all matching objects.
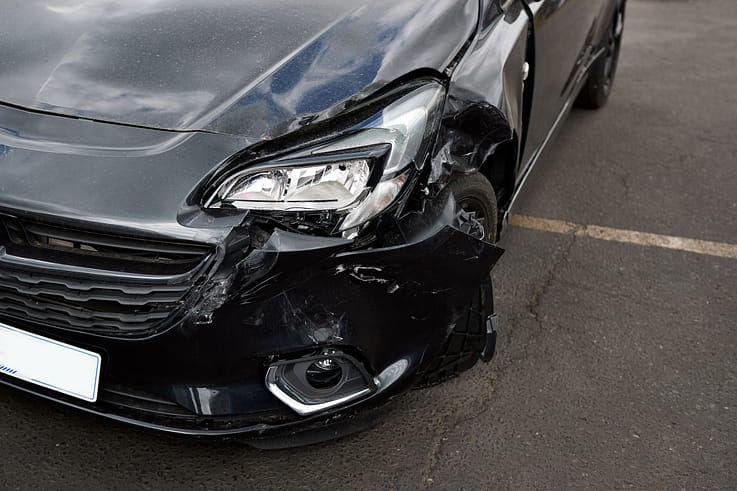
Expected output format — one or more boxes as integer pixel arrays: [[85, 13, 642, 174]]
[[265, 350, 375, 416], [306, 358, 343, 389]]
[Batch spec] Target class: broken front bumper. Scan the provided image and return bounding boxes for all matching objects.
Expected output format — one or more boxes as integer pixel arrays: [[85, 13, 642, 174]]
[[0, 198, 503, 438]]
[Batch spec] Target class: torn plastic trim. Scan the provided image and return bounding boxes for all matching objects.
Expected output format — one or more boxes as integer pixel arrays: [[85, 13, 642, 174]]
[[428, 94, 514, 190], [180, 184, 504, 334], [0, 190, 505, 427], [186, 227, 502, 369], [480, 314, 498, 363]]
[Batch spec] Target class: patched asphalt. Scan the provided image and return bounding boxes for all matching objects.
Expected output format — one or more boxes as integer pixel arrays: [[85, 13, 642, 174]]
[[2, 1, 736, 489]]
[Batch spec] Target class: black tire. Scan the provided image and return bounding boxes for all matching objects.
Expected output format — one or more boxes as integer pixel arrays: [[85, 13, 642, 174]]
[[576, 2, 625, 109], [417, 173, 498, 387]]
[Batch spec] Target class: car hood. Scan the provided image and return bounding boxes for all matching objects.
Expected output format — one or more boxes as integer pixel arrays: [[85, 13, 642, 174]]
[[0, 0, 477, 139]]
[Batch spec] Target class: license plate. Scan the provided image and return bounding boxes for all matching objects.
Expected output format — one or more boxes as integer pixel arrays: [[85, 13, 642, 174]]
[[0, 322, 101, 402]]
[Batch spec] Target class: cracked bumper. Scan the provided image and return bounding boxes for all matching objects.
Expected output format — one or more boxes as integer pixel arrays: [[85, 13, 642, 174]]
[[0, 200, 503, 438]]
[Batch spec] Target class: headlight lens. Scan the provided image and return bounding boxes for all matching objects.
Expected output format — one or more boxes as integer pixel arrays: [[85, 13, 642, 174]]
[[339, 171, 409, 231], [209, 159, 372, 211], [205, 81, 445, 232]]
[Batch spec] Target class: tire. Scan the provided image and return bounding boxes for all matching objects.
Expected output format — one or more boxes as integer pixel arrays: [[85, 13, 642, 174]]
[[447, 172, 498, 242], [576, 2, 625, 109], [417, 173, 498, 387]]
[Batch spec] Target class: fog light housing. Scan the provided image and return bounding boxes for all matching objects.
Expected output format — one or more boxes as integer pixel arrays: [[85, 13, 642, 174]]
[[265, 350, 376, 416]]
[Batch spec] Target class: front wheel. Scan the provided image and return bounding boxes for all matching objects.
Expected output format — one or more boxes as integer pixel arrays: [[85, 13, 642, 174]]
[[416, 173, 498, 387], [449, 172, 498, 242]]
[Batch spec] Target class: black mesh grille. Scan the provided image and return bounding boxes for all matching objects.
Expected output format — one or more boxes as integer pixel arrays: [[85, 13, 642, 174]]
[[0, 215, 213, 336], [1, 215, 210, 275]]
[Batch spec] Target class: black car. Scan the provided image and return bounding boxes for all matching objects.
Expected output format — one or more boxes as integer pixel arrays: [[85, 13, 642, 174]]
[[0, 0, 624, 445]]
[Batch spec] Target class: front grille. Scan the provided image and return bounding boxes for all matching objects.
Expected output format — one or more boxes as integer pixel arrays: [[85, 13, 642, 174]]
[[1, 215, 209, 275], [0, 215, 214, 336]]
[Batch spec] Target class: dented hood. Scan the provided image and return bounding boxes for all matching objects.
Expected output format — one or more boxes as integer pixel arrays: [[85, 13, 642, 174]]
[[0, 0, 477, 138]]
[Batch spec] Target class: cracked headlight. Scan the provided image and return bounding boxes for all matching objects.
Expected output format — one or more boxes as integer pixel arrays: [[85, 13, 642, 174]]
[[205, 81, 445, 232]]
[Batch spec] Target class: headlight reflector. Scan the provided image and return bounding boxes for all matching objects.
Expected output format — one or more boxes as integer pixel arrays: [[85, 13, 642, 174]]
[[210, 159, 372, 211]]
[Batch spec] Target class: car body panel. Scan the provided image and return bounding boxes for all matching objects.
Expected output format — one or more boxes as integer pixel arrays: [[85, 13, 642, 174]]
[[431, 0, 531, 200], [521, 0, 613, 169], [0, 103, 247, 234], [0, 0, 476, 139]]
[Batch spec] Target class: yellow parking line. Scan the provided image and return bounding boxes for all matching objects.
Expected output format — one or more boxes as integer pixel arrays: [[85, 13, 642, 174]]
[[510, 214, 737, 260]]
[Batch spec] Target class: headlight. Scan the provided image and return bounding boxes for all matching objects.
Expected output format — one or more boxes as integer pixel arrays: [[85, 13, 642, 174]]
[[207, 151, 377, 212], [204, 81, 445, 233]]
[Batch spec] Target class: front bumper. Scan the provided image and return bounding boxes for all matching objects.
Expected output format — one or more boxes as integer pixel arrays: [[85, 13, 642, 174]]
[[0, 196, 503, 438]]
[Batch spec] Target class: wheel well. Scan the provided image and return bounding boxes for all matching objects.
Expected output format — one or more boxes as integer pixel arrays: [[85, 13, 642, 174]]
[[478, 135, 518, 213], [438, 10, 536, 222]]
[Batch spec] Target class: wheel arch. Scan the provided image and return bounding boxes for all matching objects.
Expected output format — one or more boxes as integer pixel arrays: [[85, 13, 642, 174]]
[[432, 0, 537, 236]]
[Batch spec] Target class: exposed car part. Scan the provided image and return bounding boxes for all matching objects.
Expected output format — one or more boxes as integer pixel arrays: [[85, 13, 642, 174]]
[[415, 173, 499, 386], [417, 276, 496, 387], [449, 172, 499, 242]]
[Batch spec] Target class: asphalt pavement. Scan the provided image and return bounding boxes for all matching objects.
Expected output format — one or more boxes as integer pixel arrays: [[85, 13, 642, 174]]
[[1, 0, 736, 489]]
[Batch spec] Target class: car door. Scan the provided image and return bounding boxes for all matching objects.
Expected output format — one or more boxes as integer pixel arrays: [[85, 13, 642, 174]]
[[519, 0, 608, 170]]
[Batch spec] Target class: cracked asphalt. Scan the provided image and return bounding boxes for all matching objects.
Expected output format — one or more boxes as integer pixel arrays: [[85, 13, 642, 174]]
[[2, 0, 736, 489]]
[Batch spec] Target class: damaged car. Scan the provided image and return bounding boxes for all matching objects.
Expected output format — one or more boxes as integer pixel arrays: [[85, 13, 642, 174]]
[[0, 0, 625, 445]]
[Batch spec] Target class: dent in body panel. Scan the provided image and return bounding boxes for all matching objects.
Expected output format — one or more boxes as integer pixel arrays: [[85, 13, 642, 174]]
[[174, 185, 502, 373], [0, 0, 477, 140], [178, 2, 529, 347], [150, 184, 503, 420], [0, 1, 516, 356], [430, 0, 531, 207], [0, 0, 627, 435]]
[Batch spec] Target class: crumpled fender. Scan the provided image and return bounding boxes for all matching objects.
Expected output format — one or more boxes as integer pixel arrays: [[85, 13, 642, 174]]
[[182, 190, 503, 375]]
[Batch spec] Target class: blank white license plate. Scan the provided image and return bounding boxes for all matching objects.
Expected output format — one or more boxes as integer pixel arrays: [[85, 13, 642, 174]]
[[0, 322, 101, 402]]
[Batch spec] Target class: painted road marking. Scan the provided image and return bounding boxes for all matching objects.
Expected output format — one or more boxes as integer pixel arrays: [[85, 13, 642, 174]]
[[510, 215, 737, 260]]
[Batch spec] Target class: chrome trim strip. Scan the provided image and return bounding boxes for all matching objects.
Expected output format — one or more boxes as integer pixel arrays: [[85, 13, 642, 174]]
[[265, 365, 373, 417], [0, 250, 200, 284]]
